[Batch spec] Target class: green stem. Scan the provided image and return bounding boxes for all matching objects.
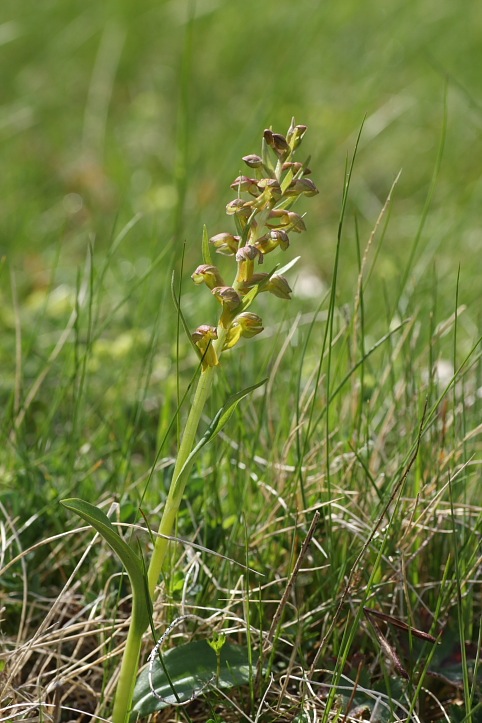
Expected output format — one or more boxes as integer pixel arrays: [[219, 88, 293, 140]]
[[147, 318, 230, 596], [112, 303, 232, 721], [111, 362, 219, 723], [111, 602, 145, 723], [147, 360, 217, 596]]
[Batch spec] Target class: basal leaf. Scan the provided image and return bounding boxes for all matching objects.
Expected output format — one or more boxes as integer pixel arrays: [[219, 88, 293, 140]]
[[60, 498, 151, 629], [131, 640, 256, 718]]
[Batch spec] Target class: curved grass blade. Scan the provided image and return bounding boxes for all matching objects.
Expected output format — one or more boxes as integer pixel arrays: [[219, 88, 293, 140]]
[[171, 271, 201, 360]]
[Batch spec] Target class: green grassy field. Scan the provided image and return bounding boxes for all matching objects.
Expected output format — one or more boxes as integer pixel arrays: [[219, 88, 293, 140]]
[[1, 1, 481, 721]]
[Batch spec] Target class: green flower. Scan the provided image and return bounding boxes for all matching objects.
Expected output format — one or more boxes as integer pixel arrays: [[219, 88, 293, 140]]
[[209, 232, 241, 255], [254, 229, 290, 255], [266, 274, 292, 300], [267, 209, 306, 233], [211, 286, 242, 327], [191, 325, 219, 369], [235, 244, 263, 283], [224, 312, 264, 349], [284, 177, 319, 197], [230, 175, 260, 196], [191, 264, 225, 289]]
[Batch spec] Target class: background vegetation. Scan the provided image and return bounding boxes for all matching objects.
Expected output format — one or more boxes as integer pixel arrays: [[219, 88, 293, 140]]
[[0, 0, 480, 721]]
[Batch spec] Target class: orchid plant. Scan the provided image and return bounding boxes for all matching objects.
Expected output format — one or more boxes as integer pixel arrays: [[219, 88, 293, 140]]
[[61, 119, 317, 722]]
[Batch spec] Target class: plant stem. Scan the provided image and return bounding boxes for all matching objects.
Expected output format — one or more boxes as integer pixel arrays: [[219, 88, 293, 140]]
[[112, 361, 219, 723], [147, 359, 217, 596], [111, 602, 146, 723], [112, 307, 230, 722], [147, 319, 230, 596]]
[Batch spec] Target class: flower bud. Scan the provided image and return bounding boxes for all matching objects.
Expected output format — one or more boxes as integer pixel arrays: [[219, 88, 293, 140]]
[[235, 311, 264, 337], [191, 264, 225, 289], [287, 122, 307, 150], [285, 178, 319, 197], [282, 161, 311, 176], [191, 325, 219, 369], [242, 154, 263, 168], [266, 274, 292, 300], [209, 232, 240, 255], [264, 129, 290, 159]]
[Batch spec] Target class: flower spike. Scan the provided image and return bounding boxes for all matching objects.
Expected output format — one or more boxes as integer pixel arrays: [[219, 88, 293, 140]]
[[193, 121, 316, 360]]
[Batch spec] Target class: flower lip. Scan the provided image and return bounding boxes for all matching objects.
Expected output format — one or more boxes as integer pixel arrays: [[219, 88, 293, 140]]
[[191, 325, 219, 369], [191, 324, 218, 343]]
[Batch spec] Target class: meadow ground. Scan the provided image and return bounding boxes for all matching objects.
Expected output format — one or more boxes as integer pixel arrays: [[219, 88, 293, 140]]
[[0, 1, 481, 721]]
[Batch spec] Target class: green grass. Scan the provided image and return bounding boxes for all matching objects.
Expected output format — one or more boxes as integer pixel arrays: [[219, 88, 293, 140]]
[[1, 1, 481, 721]]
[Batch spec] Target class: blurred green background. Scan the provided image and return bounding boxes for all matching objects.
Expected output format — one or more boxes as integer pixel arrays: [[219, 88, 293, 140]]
[[1, 5, 480, 716], [1, 0, 481, 297], [1, 0, 481, 446]]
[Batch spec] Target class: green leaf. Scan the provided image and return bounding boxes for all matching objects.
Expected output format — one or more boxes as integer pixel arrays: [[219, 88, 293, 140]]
[[60, 498, 151, 630], [239, 263, 281, 313], [276, 255, 300, 277], [202, 224, 212, 265], [131, 640, 256, 717], [189, 378, 266, 457], [170, 378, 266, 500]]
